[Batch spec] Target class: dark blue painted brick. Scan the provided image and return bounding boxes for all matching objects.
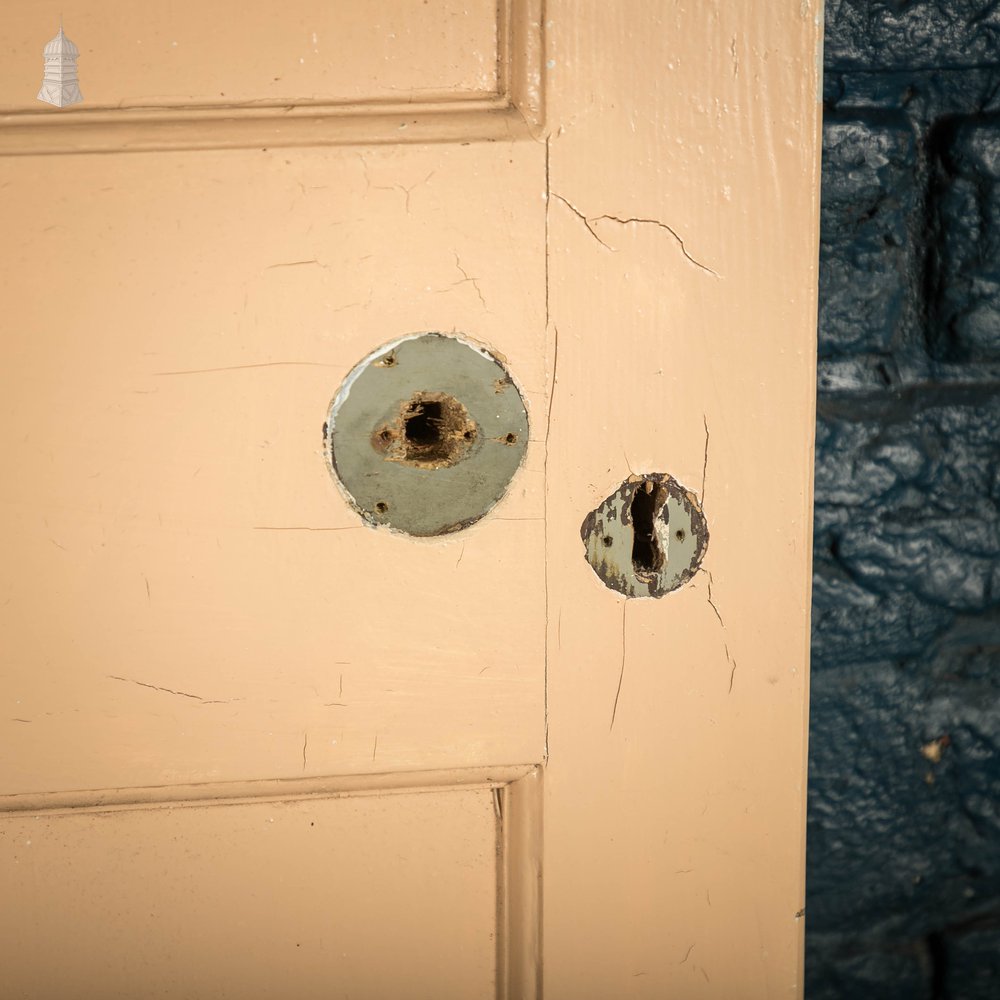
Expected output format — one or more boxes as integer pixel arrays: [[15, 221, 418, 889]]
[[812, 1, 1000, 995], [825, 67, 1000, 123], [825, 1, 1000, 73], [807, 653, 1000, 938], [819, 116, 919, 359], [943, 925, 1000, 1000], [812, 394, 1000, 666], [932, 117, 1000, 361], [811, 571, 953, 668], [805, 935, 933, 1000]]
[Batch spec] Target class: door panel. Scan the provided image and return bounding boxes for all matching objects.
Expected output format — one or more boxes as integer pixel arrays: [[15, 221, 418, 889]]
[[0, 786, 498, 999], [2, 1, 500, 111], [0, 140, 546, 794]]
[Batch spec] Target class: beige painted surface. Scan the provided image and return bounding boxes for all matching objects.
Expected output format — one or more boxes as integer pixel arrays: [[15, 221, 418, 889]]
[[2, 1, 499, 111], [0, 1, 821, 996], [542, 2, 821, 997], [0, 787, 498, 999], [0, 140, 546, 795]]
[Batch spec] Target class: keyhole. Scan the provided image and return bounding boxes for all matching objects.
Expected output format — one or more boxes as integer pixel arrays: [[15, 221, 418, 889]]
[[630, 481, 665, 576], [580, 472, 708, 599]]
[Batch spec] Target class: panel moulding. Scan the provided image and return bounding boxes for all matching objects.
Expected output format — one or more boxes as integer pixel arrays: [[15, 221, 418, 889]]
[[0, 765, 539, 817], [0, 0, 545, 156]]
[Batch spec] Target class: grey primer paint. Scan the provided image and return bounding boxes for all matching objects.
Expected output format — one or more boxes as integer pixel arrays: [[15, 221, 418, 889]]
[[324, 332, 529, 537]]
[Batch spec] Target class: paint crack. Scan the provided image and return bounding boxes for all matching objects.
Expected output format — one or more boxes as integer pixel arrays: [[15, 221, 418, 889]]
[[551, 193, 720, 276], [108, 675, 237, 704], [453, 252, 488, 310], [701, 414, 710, 505], [707, 572, 725, 627], [705, 573, 738, 694], [610, 601, 628, 731]]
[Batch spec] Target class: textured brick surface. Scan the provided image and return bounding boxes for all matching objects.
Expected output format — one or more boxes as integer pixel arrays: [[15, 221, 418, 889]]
[[825, 1, 1000, 72], [806, 937, 934, 1000], [933, 119, 1000, 362], [819, 116, 920, 360], [810, 2, 1000, 996], [815, 394, 1000, 620], [942, 925, 1000, 998], [809, 656, 1000, 933]]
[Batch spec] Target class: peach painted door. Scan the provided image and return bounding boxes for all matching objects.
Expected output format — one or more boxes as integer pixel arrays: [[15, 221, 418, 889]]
[[0, 3, 822, 999]]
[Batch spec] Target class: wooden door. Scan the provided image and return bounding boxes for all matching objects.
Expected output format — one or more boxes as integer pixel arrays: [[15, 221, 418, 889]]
[[0, 3, 822, 998]]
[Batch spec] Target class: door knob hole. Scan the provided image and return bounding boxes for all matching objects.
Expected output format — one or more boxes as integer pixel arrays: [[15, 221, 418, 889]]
[[325, 332, 529, 536], [400, 393, 477, 466], [405, 400, 443, 447], [370, 391, 479, 469]]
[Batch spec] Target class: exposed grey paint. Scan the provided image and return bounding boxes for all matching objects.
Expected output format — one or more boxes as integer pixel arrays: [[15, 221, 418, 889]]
[[580, 473, 709, 599], [324, 332, 529, 537]]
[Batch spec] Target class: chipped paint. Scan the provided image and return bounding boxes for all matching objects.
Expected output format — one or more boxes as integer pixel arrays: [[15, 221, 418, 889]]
[[580, 473, 709, 598]]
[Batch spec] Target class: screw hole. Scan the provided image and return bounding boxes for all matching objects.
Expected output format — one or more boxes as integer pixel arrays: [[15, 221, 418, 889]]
[[381, 353, 396, 367], [375, 501, 388, 514], [464, 430, 474, 440], [602, 535, 614, 547], [505, 432, 518, 445], [675, 529, 686, 542]]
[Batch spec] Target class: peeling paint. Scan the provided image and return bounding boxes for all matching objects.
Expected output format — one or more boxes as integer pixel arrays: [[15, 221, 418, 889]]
[[581, 473, 709, 598]]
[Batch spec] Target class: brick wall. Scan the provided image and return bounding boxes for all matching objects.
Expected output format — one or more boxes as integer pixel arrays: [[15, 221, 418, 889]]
[[808, 2, 1000, 997]]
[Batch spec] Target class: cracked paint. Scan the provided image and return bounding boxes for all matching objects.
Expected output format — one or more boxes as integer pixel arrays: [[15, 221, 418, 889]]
[[551, 192, 720, 276], [108, 675, 239, 705]]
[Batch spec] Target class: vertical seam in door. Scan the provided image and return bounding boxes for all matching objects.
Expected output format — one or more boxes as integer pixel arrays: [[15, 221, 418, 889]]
[[542, 135, 554, 763]]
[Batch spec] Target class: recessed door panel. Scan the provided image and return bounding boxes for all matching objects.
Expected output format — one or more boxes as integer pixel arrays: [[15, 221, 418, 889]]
[[2, 1, 500, 112], [0, 141, 546, 794], [0, 787, 498, 999]]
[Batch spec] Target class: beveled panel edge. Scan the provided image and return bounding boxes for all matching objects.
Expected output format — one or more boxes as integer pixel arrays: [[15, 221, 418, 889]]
[[0, 0, 544, 156], [495, 767, 544, 1000], [507, 0, 546, 133], [0, 764, 539, 816], [0, 102, 532, 156]]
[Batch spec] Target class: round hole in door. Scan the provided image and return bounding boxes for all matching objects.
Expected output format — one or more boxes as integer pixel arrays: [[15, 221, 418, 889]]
[[324, 332, 529, 537]]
